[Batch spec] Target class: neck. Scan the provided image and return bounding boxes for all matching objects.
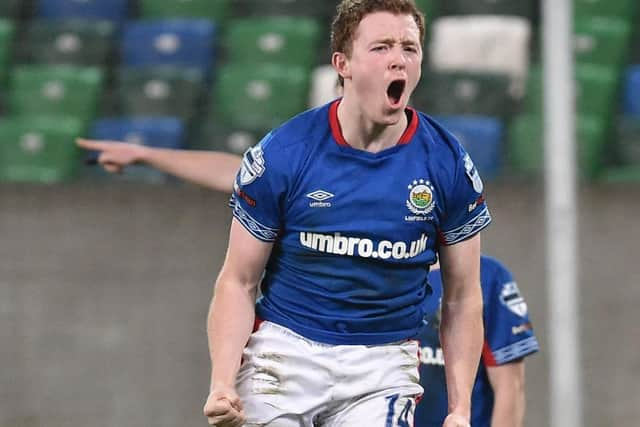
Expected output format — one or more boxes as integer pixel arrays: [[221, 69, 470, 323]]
[[337, 96, 408, 153]]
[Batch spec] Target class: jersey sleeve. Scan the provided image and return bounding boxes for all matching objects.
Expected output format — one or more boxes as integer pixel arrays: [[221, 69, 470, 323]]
[[229, 131, 290, 242], [481, 262, 540, 367], [438, 142, 492, 246]]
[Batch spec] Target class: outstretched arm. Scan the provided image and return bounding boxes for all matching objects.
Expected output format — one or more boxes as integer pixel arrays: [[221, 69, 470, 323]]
[[487, 360, 526, 427], [438, 233, 484, 427], [76, 138, 242, 193]]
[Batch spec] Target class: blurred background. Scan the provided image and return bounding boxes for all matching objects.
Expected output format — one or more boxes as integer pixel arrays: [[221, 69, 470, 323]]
[[0, 0, 639, 426]]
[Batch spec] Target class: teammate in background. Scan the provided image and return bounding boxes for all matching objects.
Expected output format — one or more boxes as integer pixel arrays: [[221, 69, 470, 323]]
[[81, 1, 491, 426], [417, 255, 539, 427], [74, 139, 540, 427]]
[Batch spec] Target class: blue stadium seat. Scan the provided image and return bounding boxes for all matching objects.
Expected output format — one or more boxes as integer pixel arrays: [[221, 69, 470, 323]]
[[121, 20, 216, 74], [89, 117, 185, 182], [622, 65, 640, 117], [434, 115, 504, 179], [36, 0, 129, 24]]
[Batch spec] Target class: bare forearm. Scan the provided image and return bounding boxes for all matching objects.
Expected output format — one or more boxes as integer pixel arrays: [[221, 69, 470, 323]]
[[488, 362, 526, 427], [440, 290, 483, 418], [491, 388, 525, 427], [142, 148, 241, 192], [207, 275, 257, 389]]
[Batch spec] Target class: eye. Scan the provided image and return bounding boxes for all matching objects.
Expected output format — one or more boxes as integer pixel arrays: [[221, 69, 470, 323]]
[[372, 45, 388, 52], [404, 46, 418, 53]]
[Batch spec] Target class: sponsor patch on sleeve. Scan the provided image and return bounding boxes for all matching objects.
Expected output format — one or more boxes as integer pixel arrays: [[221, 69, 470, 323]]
[[239, 144, 265, 186], [463, 153, 483, 193]]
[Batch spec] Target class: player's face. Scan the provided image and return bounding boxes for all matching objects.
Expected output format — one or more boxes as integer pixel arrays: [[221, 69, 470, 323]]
[[342, 12, 422, 125]]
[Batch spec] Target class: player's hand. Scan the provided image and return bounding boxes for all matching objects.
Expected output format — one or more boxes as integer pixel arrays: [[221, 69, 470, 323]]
[[76, 138, 147, 174], [203, 386, 245, 427], [442, 413, 471, 427]]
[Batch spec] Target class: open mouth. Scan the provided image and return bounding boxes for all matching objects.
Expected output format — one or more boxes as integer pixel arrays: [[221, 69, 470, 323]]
[[387, 79, 406, 106]]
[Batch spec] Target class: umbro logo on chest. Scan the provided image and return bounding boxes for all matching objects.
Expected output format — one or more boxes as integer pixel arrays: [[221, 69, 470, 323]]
[[306, 190, 334, 208]]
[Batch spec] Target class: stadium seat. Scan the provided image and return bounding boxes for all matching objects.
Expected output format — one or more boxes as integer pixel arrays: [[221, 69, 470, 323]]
[[630, 24, 640, 64], [433, 115, 504, 179], [193, 120, 262, 155], [223, 17, 321, 69], [574, 0, 638, 20], [139, 0, 231, 23], [309, 64, 339, 108], [414, 0, 438, 21], [0, 0, 23, 19], [615, 118, 640, 165], [573, 17, 632, 69], [622, 65, 640, 117], [16, 19, 116, 67], [429, 15, 531, 97], [0, 19, 14, 86], [599, 165, 640, 183], [412, 70, 514, 117], [525, 64, 619, 120], [233, 0, 336, 22], [108, 66, 206, 122], [8, 65, 104, 125], [507, 114, 607, 178], [0, 115, 84, 183], [438, 0, 536, 19], [36, 0, 129, 24], [90, 117, 185, 182], [213, 62, 310, 131], [121, 19, 216, 74]]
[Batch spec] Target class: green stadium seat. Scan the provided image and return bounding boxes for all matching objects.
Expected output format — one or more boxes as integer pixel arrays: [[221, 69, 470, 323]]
[[108, 66, 206, 122], [412, 70, 514, 117], [438, 0, 536, 19], [8, 65, 104, 125], [573, 17, 633, 68], [233, 0, 336, 22], [223, 16, 321, 69], [414, 0, 438, 21], [0, 116, 84, 183], [507, 114, 607, 179], [599, 165, 640, 183], [213, 62, 310, 131], [524, 64, 619, 120], [0, 0, 22, 19], [615, 118, 640, 165], [15, 19, 116, 67], [574, 0, 638, 20], [139, 0, 231, 24], [0, 19, 14, 87]]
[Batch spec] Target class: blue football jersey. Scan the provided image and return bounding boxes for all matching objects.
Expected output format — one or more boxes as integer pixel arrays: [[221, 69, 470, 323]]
[[229, 100, 491, 345], [415, 255, 540, 427]]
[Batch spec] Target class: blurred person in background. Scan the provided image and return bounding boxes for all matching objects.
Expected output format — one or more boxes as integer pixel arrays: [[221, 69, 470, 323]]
[[80, 1, 491, 425], [416, 255, 539, 427]]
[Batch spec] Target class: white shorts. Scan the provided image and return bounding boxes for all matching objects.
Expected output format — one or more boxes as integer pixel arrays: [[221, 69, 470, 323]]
[[236, 321, 423, 427]]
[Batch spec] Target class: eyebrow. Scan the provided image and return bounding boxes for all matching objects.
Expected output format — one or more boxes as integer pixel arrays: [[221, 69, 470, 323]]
[[371, 38, 420, 47]]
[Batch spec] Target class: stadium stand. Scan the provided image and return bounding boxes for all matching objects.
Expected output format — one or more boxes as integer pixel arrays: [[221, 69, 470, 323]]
[[0, 0, 638, 183]]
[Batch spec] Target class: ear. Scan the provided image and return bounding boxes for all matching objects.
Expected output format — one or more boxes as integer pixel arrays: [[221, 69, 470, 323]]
[[331, 52, 351, 82]]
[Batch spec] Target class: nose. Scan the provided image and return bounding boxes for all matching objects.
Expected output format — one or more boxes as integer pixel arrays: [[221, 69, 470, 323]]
[[388, 46, 407, 71]]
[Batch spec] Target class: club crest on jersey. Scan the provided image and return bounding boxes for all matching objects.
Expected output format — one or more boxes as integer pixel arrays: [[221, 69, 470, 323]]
[[406, 179, 435, 219], [499, 281, 528, 317], [239, 144, 265, 186], [463, 154, 483, 193]]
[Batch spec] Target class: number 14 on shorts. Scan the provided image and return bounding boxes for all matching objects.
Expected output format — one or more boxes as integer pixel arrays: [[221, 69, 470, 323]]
[[386, 393, 413, 427]]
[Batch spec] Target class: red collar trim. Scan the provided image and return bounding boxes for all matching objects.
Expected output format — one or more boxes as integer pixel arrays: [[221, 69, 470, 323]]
[[328, 99, 419, 147]]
